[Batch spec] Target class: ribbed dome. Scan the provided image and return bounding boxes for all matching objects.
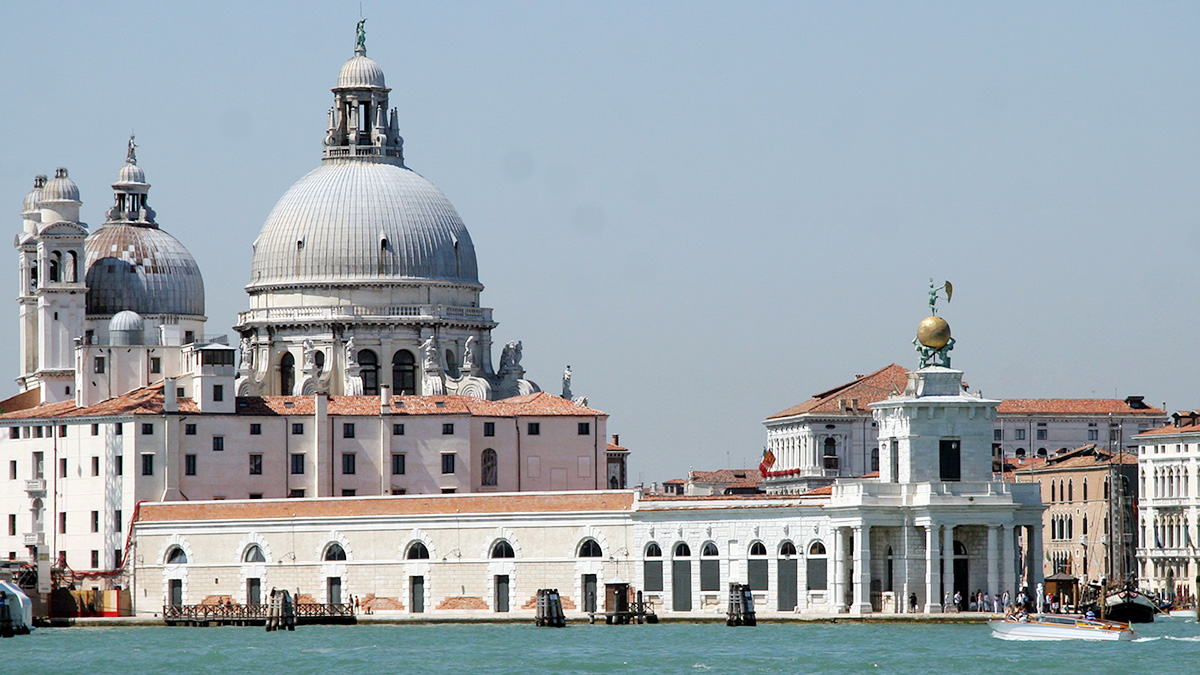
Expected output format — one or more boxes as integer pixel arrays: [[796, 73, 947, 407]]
[[337, 55, 386, 89], [116, 162, 147, 186], [84, 223, 205, 316], [109, 310, 145, 332], [42, 169, 80, 202], [22, 181, 43, 213], [248, 161, 479, 287]]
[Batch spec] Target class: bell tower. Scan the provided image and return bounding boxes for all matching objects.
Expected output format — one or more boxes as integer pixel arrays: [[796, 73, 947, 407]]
[[16, 168, 89, 403]]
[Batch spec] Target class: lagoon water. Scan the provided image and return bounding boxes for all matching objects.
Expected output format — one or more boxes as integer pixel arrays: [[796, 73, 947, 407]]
[[5, 619, 1200, 675]]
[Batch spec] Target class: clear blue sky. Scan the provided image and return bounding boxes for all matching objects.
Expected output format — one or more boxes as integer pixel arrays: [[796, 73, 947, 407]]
[[3, 2, 1199, 483]]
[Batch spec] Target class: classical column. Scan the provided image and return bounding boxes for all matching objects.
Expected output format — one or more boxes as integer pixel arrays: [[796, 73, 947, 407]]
[[1001, 524, 1015, 598], [942, 524, 956, 610], [1029, 524, 1045, 589], [851, 524, 871, 614], [924, 524, 941, 613], [986, 525, 999, 599], [900, 522, 912, 613], [832, 527, 848, 612]]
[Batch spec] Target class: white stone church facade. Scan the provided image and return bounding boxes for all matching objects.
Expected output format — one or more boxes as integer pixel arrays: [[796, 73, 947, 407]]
[[0, 34, 623, 582]]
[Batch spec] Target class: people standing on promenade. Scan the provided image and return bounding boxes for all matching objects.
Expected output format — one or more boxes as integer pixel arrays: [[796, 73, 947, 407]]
[[908, 593, 918, 612]]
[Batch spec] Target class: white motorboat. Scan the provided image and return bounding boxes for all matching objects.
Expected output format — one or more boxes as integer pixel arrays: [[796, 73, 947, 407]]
[[0, 580, 34, 636], [988, 614, 1135, 641]]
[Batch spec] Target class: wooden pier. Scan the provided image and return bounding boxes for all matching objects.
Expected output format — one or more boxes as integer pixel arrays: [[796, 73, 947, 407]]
[[163, 601, 354, 627], [588, 582, 658, 625]]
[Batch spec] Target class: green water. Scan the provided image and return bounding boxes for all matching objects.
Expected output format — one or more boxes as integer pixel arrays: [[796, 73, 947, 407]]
[[4, 620, 1199, 674]]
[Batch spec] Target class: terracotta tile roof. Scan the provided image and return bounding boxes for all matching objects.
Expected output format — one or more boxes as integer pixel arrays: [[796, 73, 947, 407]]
[[0, 381, 202, 420], [688, 468, 763, 485], [767, 364, 909, 419], [1010, 445, 1136, 473], [138, 491, 636, 522], [662, 479, 684, 486], [0, 389, 41, 415], [801, 485, 834, 496], [996, 399, 1165, 416], [0, 384, 605, 421]]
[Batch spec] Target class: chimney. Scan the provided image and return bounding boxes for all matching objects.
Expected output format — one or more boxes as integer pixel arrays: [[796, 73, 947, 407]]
[[163, 377, 177, 413], [850, 398, 859, 412], [612, 433, 619, 446], [380, 384, 391, 410]]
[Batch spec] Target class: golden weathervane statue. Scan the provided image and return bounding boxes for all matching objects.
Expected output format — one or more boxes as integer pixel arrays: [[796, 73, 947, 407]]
[[914, 279, 954, 368]]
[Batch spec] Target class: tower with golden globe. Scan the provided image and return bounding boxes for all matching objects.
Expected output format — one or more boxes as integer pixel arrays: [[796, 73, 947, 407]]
[[914, 280, 955, 368]]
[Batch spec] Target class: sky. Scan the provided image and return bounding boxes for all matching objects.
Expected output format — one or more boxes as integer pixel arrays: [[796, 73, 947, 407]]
[[2, 2, 1200, 484]]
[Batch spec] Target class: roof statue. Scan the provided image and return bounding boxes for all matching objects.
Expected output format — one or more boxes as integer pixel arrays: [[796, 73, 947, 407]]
[[562, 365, 572, 399], [914, 278, 955, 369], [127, 134, 137, 164], [356, 19, 367, 53]]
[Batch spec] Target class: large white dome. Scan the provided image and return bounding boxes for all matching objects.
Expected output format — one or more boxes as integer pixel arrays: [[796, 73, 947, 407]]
[[247, 160, 479, 288]]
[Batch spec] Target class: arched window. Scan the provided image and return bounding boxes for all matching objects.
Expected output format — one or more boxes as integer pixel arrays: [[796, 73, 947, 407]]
[[314, 350, 325, 371], [579, 539, 603, 557], [1015, 447, 1026, 457], [674, 542, 691, 557], [324, 543, 347, 561], [481, 448, 498, 487], [953, 540, 967, 556], [1083, 479, 1088, 502], [870, 447, 879, 473], [807, 541, 828, 591], [358, 349, 379, 395], [699, 542, 720, 591], [1068, 479, 1074, 502], [406, 542, 430, 559], [491, 540, 515, 558], [166, 547, 188, 564], [243, 545, 265, 563], [1049, 481, 1055, 503], [1037, 448, 1047, 458], [780, 542, 797, 557], [49, 251, 61, 283], [392, 350, 416, 395], [279, 352, 295, 396], [823, 438, 838, 472], [445, 349, 460, 378], [67, 251, 78, 283], [644, 542, 663, 592], [748, 542, 769, 590]]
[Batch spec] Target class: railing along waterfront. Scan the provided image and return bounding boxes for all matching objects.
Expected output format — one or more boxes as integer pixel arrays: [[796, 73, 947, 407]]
[[163, 603, 354, 625]]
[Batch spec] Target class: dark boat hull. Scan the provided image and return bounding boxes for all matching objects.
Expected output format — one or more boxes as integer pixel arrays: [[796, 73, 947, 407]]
[[1095, 592, 1157, 624]]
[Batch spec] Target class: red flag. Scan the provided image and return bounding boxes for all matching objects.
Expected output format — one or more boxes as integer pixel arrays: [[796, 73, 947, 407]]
[[759, 448, 776, 475]]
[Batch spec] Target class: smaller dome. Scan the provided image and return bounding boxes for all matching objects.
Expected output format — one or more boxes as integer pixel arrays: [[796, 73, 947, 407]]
[[109, 310, 145, 332], [42, 168, 80, 202], [109, 310, 146, 346], [337, 55, 386, 89], [22, 176, 46, 214], [116, 162, 147, 186]]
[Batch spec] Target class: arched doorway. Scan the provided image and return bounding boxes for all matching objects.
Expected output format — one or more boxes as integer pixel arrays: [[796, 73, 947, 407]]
[[672, 542, 692, 611], [778, 542, 798, 611]]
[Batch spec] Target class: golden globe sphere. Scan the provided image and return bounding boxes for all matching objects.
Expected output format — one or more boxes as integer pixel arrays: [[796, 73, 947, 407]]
[[917, 315, 951, 350]]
